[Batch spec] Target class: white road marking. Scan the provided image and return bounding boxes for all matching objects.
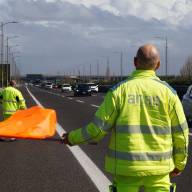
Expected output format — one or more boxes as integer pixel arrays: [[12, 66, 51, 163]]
[[76, 100, 84, 103], [68, 97, 73, 100], [26, 86, 111, 192], [91, 104, 99, 108]]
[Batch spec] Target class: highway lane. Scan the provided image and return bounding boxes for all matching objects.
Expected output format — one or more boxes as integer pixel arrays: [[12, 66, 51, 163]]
[[0, 86, 192, 192], [43, 87, 105, 107], [0, 87, 99, 192]]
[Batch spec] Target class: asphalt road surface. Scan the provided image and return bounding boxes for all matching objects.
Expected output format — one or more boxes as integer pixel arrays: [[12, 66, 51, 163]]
[[0, 86, 191, 192]]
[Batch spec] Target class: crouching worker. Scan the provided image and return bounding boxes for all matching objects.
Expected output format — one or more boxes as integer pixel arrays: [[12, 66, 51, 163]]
[[0, 80, 26, 141], [62, 44, 189, 192]]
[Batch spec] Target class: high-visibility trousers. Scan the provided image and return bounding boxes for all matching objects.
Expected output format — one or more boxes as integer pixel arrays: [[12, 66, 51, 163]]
[[112, 174, 171, 192]]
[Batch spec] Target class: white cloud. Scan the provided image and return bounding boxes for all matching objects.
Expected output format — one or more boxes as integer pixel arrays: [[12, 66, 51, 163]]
[[54, 0, 192, 26], [3, 0, 192, 27]]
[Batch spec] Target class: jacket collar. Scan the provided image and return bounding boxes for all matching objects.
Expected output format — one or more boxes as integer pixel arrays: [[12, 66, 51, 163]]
[[131, 70, 158, 79]]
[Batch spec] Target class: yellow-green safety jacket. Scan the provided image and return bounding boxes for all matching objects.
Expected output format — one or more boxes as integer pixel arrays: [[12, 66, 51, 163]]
[[0, 86, 26, 116], [68, 70, 189, 176]]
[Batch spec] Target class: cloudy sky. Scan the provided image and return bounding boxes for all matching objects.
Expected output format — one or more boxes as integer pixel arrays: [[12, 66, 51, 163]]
[[0, 0, 192, 76]]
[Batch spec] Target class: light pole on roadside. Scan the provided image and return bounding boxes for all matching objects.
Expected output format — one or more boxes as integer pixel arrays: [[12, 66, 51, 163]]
[[101, 56, 110, 80], [9, 45, 20, 80], [13, 55, 20, 81], [11, 51, 20, 80], [6, 36, 19, 86], [97, 60, 99, 80], [155, 36, 168, 76], [113, 51, 123, 80], [0, 21, 18, 87], [89, 63, 92, 80]]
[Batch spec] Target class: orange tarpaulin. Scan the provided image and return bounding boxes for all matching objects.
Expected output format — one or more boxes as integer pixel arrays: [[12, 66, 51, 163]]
[[0, 106, 56, 139]]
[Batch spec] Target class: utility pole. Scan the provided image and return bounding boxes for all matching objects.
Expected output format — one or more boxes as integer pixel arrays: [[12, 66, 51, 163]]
[[106, 57, 110, 80], [165, 37, 168, 76], [155, 36, 168, 76], [97, 60, 99, 80], [83, 65, 86, 82], [6, 37, 9, 86], [1, 22, 4, 87], [0, 21, 18, 87], [120, 51, 123, 80], [113, 51, 123, 80], [90, 63, 92, 81]]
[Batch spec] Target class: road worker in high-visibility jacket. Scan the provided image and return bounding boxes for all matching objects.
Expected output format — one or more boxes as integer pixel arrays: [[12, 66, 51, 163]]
[[62, 44, 189, 192], [0, 80, 26, 120]]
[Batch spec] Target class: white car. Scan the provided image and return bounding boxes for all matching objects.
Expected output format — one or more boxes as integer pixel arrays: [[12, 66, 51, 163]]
[[87, 83, 98, 93], [61, 84, 72, 92], [182, 85, 192, 123], [45, 83, 53, 89]]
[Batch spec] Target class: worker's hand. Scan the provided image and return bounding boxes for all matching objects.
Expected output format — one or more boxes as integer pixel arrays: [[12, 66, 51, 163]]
[[61, 133, 72, 146], [169, 168, 182, 177]]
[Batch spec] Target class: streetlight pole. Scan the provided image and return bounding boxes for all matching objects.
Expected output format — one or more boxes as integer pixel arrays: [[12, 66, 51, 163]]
[[105, 57, 110, 80], [9, 45, 20, 81], [1, 22, 4, 87], [13, 54, 20, 81], [120, 51, 123, 80], [78, 69, 80, 78], [155, 36, 168, 76], [101, 56, 110, 80], [11, 51, 20, 81], [165, 37, 168, 76], [83, 65, 86, 82], [89, 63, 92, 81], [97, 60, 99, 80], [6, 36, 19, 86], [0, 21, 18, 87], [113, 51, 123, 80]]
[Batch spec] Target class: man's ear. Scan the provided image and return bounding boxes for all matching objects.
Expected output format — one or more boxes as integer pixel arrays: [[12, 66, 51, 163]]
[[155, 61, 160, 70]]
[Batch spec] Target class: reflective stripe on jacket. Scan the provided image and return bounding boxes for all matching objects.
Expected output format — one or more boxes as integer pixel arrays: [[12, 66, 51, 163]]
[[0, 86, 26, 116], [68, 70, 189, 176]]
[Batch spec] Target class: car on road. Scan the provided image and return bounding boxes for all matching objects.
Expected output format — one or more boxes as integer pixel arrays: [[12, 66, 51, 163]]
[[61, 84, 72, 92], [45, 82, 53, 89], [87, 83, 98, 93], [52, 84, 58, 89], [74, 83, 92, 96], [182, 85, 192, 125]]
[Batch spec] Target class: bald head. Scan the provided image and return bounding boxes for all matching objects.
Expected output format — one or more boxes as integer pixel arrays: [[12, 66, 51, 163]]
[[134, 44, 160, 70], [9, 80, 16, 87]]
